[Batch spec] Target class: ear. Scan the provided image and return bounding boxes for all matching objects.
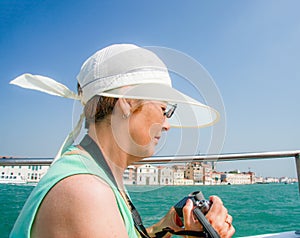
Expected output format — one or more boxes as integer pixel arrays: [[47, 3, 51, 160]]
[[118, 98, 132, 116]]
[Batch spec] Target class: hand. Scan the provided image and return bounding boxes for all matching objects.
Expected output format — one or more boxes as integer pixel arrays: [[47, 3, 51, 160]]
[[205, 196, 235, 238], [146, 207, 184, 238], [150, 202, 205, 238], [183, 196, 235, 238], [182, 199, 203, 237], [148, 196, 235, 238]]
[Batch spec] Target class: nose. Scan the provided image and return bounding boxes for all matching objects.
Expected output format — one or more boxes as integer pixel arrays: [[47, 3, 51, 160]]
[[162, 117, 171, 131]]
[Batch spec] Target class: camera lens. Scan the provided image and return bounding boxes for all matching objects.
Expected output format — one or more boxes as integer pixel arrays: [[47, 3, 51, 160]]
[[194, 191, 205, 201]]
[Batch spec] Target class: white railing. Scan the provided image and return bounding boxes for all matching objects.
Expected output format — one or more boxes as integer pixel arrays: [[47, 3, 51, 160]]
[[1, 150, 300, 192]]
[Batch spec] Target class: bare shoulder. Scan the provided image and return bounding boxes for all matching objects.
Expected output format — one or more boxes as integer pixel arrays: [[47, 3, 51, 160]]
[[31, 174, 128, 238]]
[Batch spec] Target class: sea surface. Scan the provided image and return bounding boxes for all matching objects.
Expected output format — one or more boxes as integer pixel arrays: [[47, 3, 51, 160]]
[[0, 183, 299, 238]]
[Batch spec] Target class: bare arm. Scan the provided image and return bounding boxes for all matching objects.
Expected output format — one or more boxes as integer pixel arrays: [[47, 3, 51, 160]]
[[31, 174, 129, 238]]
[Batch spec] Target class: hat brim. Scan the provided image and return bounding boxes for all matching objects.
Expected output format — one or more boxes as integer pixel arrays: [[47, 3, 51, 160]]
[[99, 83, 219, 128]]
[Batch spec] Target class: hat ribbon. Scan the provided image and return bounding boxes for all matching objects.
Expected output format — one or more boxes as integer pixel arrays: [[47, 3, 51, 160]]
[[10, 73, 84, 164]]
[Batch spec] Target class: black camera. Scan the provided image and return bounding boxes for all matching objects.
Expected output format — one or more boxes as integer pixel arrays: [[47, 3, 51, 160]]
[[174, 191, 211, 218], [174, 191, 220, 238]]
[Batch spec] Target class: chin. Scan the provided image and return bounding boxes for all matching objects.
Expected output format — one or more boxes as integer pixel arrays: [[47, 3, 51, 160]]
[[135, 145, 155, 159]]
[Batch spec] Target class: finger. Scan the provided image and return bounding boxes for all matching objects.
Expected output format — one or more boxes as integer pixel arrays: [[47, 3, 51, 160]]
[[217, 215, 235, 238], [220, 223, 235, 238], [174, 211, 184, 227], [228, 224, 236, 237], [209, 195, 223, 205], [207, 196, 228, 223], [209, 196, 225, 215], [182, 199, 194, 227], [168, 207, 184, 228], [225, 215, 233, 225]]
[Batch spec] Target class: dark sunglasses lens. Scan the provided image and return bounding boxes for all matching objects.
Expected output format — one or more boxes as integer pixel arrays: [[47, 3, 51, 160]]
[[165, 104, 177, 118]]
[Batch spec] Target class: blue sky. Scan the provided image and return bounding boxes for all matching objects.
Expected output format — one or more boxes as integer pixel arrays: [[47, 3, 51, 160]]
[[1, 0, 299, 177]]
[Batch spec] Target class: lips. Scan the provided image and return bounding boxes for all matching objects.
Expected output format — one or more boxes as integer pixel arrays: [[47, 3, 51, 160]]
[[154, 136, 161, 144]]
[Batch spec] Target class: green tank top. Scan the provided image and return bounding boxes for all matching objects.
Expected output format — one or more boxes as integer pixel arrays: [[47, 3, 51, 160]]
[[10, 146, 139, 238]]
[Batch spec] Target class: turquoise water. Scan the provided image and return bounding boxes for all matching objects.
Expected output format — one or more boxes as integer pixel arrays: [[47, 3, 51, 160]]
[[1, 183, 299, 237]]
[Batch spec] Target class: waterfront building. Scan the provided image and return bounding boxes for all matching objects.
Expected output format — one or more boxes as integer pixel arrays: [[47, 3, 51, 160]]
[[173, 165, 184, 185], [136, 164, 158, 185], [264, 177, 279, 183], [221, 171, 254, 185], [123, 165, 136, 185], [185, 179, 194, 185], [254, 176, 264, 183], [173, 165, 193, 185], [1, 158, 295, 186], [0, 164, 49, 183], [158, 166, 174, 185], [188, 162, 203, 184], [280, 176, 289, 183], [173, 178, 194, 185], [184, 163, 194, 180], [184, 162, 213, 185], [278, 176, 297, 184], [211, 171, 222, 185], [202, 162, 213, 185]]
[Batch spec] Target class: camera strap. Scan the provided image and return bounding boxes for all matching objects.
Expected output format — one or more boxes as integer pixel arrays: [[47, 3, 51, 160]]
[[154, 227, 207, 237], [79, 134, 151, 238], [79, 134, 216, 238], [193, 207, 220, 238]]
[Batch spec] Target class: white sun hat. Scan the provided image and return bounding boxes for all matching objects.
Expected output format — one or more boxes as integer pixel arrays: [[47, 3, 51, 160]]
[[77, 44, 219, 127], [10, 43, 219, 161]]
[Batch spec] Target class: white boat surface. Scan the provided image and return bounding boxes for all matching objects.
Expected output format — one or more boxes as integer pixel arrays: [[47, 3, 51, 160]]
[[242, 231, 300, 238]]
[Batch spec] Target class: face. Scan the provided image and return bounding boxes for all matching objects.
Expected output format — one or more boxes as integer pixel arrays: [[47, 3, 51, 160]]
[[111, 99, 176, 159], [129, 101, 170, 149]]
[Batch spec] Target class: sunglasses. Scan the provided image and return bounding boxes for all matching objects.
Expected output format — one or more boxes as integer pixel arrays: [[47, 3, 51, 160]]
[[164, 103, 177, 118]]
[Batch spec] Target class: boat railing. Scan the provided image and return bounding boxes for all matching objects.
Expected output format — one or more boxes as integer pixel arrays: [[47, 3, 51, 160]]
[[1, 150, 300, 193]]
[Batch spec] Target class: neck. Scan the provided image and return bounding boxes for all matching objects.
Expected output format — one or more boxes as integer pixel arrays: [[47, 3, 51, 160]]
[[87, 123, 132, 190]]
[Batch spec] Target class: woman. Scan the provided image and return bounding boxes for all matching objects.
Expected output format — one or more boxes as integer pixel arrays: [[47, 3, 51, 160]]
[[10, 44, 235, 237]]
